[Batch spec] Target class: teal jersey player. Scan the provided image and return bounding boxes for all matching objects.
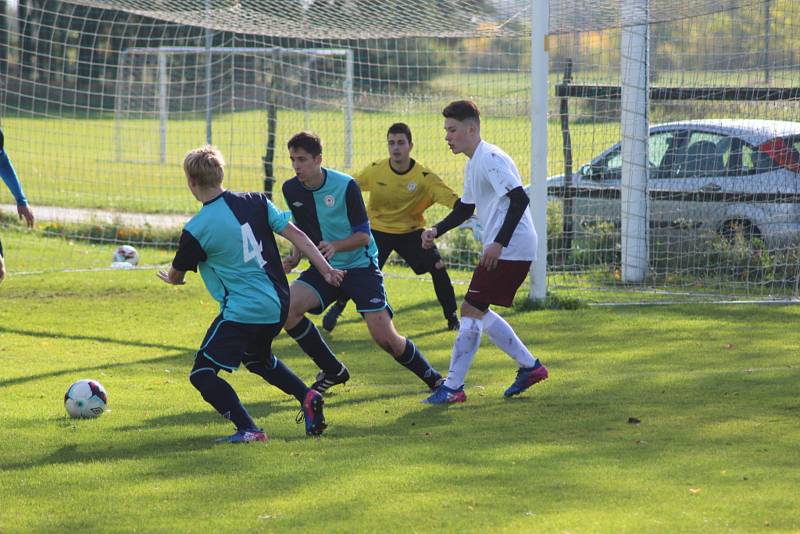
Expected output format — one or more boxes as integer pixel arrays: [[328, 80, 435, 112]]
[[280, 131, 443, 396], [179, 191, 292, 324], [158, 145, 345, 443], [282, 166, 379, 271]]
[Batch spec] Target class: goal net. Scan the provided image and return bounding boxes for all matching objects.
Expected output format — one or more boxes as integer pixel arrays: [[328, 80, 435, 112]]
[[1, 0, 799, 303]]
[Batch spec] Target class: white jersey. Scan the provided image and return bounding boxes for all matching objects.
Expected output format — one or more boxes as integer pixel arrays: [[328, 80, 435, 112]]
[[462, 140, 537, 261]]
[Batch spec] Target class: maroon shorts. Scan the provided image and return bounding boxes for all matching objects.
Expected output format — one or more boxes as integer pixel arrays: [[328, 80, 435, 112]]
[[466, 260, 532, 308]]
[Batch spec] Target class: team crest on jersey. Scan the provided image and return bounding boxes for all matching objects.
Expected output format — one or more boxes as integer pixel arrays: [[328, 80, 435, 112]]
[[407, 182, 417, 192], [324, 194, 335, 208]]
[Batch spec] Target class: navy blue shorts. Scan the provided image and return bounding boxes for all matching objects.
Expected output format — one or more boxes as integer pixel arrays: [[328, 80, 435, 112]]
[[296, 264, 392, 316], [373, 229, 442, 275], [197, 315, 282, 372], [0, 237, 4, 257]]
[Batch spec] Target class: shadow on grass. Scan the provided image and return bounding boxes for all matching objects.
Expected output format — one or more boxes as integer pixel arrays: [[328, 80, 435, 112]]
[[0, 325, 188, 352], [0, 347, 193, 389]]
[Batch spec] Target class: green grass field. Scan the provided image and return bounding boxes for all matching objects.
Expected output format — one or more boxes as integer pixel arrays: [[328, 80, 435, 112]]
[[1, 248, 799, 531], [0, 109, 619, 215]]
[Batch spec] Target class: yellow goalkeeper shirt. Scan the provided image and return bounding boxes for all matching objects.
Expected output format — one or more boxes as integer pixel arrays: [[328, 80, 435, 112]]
[[355, 158, 459, 234]]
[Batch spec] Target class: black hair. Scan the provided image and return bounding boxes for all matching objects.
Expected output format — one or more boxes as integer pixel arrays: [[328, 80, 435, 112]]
[[387, 122, 412, 144], [287, 131, 323, 156], [442, 100, 481, 124]]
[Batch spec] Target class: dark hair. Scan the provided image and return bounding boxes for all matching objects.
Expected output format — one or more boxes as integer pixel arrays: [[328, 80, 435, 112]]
[[387, 122, 412, 144], [287, 131, 322, 157], [442, 100, 481, 124]]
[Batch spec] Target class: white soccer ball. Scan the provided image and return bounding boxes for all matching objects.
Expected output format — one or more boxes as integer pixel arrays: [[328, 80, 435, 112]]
[[112, 244, 139, 266], [64, 379, 108, 419]]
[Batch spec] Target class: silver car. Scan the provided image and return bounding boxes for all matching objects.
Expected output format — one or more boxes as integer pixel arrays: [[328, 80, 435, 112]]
[[547, 119, 800, 248]]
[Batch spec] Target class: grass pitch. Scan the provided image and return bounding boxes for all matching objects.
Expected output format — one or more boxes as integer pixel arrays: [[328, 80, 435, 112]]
[[1, 256, 799, 532]]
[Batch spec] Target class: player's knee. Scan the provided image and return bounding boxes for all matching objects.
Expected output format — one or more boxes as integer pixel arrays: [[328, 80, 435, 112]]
[[462, 297, 488, 315], [284, 309, 304, 330], [243, 352, 275, 373], [370, 330, 400, 356], [189, 354, 221, 391], [371, 333, 393, 354], [189, 367, 216, 393]]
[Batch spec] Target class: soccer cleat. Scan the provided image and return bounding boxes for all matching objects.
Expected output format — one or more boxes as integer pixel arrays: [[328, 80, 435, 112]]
[[423, 384, 467, 404], [446, 315, 461, 331], [504, 364, 549, 397], [215, 428, 268, 444], [322, 301, 346, 332], [301, 389, 327, 436], [311, 364, 350, 394]]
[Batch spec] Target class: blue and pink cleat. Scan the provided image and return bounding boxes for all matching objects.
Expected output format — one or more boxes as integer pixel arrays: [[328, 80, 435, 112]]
[[302, 389, 327, 436], [423, 384, 467, 404], [216, 428, 268, 444], [504, 363, 549, 397]]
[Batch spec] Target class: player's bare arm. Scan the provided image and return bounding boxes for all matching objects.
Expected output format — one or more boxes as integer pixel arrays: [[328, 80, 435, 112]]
[[157, 266, 186, 285], [280, 222, 346, 286], [317, 231, 370, 260]]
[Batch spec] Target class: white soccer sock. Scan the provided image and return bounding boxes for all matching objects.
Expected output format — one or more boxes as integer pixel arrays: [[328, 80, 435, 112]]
[[443, 317, 483, 390], [482, 309, 537, 368]]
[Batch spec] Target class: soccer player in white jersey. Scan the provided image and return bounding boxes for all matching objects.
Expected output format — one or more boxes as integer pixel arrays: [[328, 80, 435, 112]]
[[421, 100, 549, 403]]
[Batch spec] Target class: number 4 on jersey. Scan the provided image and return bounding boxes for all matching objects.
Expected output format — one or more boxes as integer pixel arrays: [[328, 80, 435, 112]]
[[241, 223, 266, 267]]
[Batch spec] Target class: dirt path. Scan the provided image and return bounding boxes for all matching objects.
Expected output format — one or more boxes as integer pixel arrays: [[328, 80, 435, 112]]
[[1, 204, 189, 229]]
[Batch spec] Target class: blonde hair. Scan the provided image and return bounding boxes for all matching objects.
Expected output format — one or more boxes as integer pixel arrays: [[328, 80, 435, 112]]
[[183, 145, 225, 187]]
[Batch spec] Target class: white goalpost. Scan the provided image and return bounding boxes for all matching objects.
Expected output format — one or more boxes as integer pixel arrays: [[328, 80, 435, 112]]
[[114, 46, 354, 166], [620, 0, 650, 283]]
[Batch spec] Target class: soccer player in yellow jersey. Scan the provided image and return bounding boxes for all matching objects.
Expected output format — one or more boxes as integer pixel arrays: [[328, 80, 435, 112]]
[[322, 122, 461, 332]]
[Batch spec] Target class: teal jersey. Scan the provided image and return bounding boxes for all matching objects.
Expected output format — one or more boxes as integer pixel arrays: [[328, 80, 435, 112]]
[[173, 191, 291, 324], [282, 167, 378, 270]]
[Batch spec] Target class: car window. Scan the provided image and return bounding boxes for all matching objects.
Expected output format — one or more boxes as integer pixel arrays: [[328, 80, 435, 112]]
[[741, 144, 781, 174], [648, 131, 678, 179], [649, 132, 673, 168], [591, 131, 676, 181], [674, 132, 727, 178]]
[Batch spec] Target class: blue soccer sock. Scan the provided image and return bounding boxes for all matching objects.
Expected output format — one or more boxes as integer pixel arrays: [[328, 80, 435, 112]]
[[189, 368, 258, 431], [244, 354, 308, 403], [397, 338, 440, 388], [286, 316, 343, 374]]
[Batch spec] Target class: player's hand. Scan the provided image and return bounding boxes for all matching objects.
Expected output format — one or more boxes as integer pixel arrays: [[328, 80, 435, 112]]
[[421, 228, 437, 249], [323, 268, 346, 287], [17, 204, 34, 227], [318, 240, 337, 260], [282, 255, 300, 274], [157, 270, 185, 285], [480, 242, 503, 271]]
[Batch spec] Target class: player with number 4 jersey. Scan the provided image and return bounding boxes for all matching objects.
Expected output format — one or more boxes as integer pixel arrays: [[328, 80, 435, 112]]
[[158, 145, 344, 443]]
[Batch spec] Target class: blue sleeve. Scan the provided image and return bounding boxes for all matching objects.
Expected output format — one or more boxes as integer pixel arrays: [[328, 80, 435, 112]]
[[172, 230, 206, 272], [0, 149, 27, 205], [265, 198, 291, 233], [345, 179, 370, 234]]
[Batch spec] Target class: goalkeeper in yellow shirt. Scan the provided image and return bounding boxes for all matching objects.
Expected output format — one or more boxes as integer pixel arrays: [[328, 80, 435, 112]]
[[323, 122, 461, 332]]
